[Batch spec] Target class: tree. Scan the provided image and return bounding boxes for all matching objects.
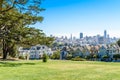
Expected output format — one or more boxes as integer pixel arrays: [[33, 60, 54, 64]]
[[113, 54, 120, 61], [40, 37, 54, 47], [0, 0, 54, 60], [102, 55, 109, 61], [42, 53, 48, 62], [117, 39, 120, 47], [51, 50, 60, 59], [0, 0, 44, 14], [93, 54, 99, 61], [0, 9, 44, 59]]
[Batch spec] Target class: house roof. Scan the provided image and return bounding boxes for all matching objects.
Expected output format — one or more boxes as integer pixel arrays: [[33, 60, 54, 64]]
[[22, 48, 30, 50]]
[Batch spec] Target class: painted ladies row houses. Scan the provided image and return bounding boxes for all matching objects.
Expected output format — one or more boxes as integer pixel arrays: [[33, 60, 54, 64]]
[[60, 44, 120, 61]]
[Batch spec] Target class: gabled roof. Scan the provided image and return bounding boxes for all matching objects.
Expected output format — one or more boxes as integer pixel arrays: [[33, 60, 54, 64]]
[[22, 48, 30, 50], [85, 46, 91, 51], [99, 45, 107, 50]]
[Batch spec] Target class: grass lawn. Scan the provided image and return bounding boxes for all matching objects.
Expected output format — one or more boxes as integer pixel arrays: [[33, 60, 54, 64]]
[[0, 60, 120, 80]]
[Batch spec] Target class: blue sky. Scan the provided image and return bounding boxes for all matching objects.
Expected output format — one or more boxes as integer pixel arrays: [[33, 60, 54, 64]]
[[35, 0, 120, 38]]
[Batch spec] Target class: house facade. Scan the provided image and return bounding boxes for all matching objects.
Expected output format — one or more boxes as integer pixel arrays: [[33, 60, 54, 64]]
[[18, 45, 53, 59]]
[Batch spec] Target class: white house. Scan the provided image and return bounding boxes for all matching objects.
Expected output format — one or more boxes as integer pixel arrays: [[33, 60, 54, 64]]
[[18, 45, 53, 59], [18, 47, 30, 56]]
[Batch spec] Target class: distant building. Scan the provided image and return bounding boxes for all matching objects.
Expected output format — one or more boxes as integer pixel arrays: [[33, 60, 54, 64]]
[[80, 33, 83, 39], [19, 45, 53, 59], [107, 34, 109, 39], [98, 37, 104, 44], [104, 30, 107, 39], [65, 36, 67, 39], [73, 36, 76, 40], [70, 34, 72, 40]]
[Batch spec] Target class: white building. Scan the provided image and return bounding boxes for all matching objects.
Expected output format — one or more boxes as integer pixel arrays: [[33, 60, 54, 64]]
[[18, 45, 53, 59]]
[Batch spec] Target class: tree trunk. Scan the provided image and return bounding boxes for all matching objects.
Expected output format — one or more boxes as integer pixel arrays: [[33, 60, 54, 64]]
[[2, 39, 8, 60], [3, 48, 8, 60]]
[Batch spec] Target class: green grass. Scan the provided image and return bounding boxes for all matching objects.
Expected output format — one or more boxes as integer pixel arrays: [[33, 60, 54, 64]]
[[0, 60, 120, 80]]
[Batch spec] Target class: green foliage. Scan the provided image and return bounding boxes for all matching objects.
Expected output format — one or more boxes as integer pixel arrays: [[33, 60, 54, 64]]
[[85, 55, 91, 60], [50, 50, 60, 59], [39, 37, 54, 47], [8, 44, 17, 57], [117, 39, 120, 47], [42, 53, 48, 62], [102, 55, 109, 59], [66, 54, 72, 60], [93, 54, 97, 58], [0, 1, 54, 59], [0, 0, 45, 14], [71, 56, 86, 61], [113, 54, 120, 60], [19, 56, 25, 60]]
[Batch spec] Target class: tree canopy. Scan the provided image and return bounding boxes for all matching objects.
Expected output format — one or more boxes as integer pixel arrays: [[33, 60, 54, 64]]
[[0, 0, 45, 14], [0, 0, 54, 59], [117, 39, 120, 47]]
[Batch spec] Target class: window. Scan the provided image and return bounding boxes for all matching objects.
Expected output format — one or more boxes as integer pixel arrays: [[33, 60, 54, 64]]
[[37, 47, 41, 50], [42, 46, 45, 49]]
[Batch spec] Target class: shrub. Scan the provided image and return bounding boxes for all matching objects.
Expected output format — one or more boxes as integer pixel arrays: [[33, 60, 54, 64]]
[[42, 53, 48, 62], [71, 56, 86, 61], [85, 55, 91, 60], [102, 55, 109, 59], [102, 55, 110, 61], [66, 54, 72, 60], [19, 56, 25, 60], [50, 50, 60, 59], [113, 54, 120, 61]]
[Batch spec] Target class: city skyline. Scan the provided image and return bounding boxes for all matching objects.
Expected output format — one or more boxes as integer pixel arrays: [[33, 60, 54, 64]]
[[51, 30, 115, 39], [34, 0, 120, 38]]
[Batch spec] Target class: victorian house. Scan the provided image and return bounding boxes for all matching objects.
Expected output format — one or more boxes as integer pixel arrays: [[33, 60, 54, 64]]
[[19, 45, 53, 59]]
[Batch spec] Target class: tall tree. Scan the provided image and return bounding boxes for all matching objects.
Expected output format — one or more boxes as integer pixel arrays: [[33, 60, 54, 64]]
[[0, 0, 54, 60], [0, 0, 44, 14], [117, 39, 120, 47]]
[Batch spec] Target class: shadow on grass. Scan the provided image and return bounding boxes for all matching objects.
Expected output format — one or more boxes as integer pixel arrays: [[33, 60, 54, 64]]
[[0, 62, 36, 67]]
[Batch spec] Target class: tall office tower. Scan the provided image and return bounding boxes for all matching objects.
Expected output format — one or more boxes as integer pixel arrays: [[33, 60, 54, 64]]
[[104, 30, 107, 39], [80, 33, 83, 39], [65, 36, 67, 39], [70, 34, 72, 40], [107, 34, 109, 39]]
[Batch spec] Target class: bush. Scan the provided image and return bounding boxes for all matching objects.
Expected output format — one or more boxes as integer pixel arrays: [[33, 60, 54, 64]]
[[71, 56, 86, 61], [102, 55, 109, 59], [50, 50, 60, 59], [102, 55, 110, 62], [42, 53, 48, 62], [66, 54, 72, 60], [113, 54, 120, 61], [85, 55, 91, 60], [19, 56, 25, 60]]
